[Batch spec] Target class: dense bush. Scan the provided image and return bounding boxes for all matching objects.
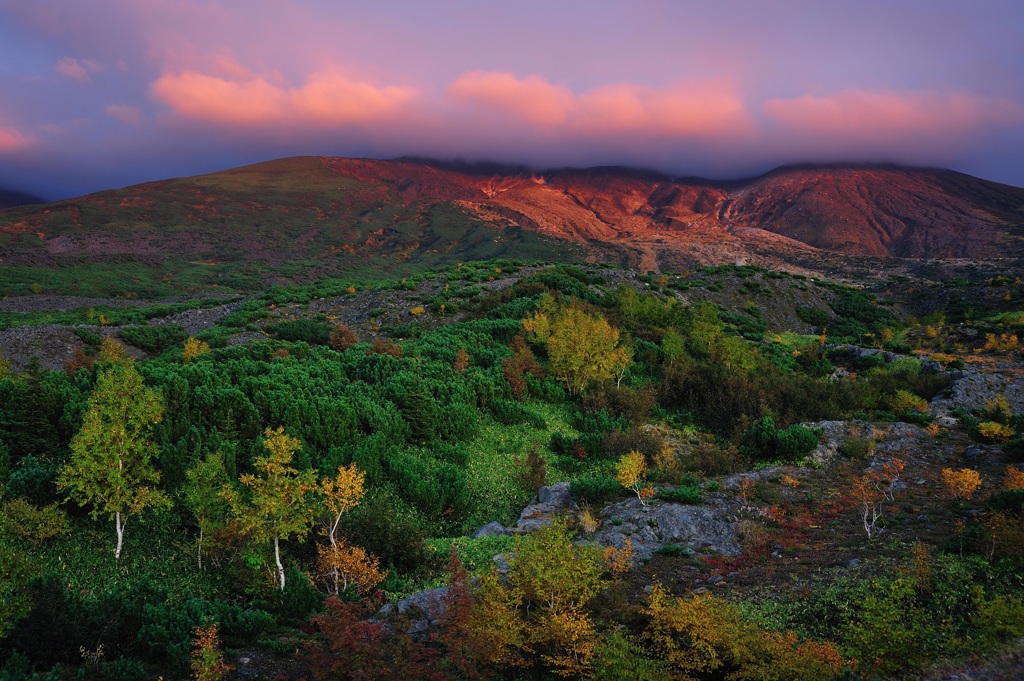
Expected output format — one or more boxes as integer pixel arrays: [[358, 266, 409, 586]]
[[272, 319, 332, 345], [570, 474, 623, 505], [119, 324, 186, 353], [741, 416, 820, 462]]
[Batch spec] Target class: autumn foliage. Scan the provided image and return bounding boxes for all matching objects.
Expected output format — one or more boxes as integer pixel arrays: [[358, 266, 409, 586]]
[[191, 624, 231, 681], [643, 585, 845, 680], [453, 522, 604, 677], [616, 451, 655, 505], [523, 295, 631, 395], [942, 467, 983, 501]]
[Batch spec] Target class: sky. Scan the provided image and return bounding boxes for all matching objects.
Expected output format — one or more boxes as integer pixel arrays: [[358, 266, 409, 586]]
[[1, 0, 1023, 200]]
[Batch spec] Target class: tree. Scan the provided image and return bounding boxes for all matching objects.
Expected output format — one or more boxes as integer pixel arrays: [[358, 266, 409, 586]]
[[315, 540, 386, 596], [183, 452, 233, 570], [0, 499, 68, 637], [226, 427, 318, 590], [191, 624, 232, 681], [942, 468, 983, 501], [456, 521, 605, 677], [526, 301, 631, 395], [616, 451, 655, 506], [316, 464, 383, 596], [183, 336, 211, 363], [56, 345, 169, 559]]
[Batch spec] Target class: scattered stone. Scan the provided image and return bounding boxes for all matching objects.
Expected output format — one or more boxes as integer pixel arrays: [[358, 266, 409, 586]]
[[472, 521, 510, 539]]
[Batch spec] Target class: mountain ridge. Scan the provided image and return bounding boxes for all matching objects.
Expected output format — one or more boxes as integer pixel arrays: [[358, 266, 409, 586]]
[[1, 156, 1022, 297]]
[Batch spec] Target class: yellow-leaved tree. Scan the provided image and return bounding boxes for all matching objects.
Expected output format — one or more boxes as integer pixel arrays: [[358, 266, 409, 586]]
[[224, 427, 318, 590], [456, 521, 604, 677], [616, 451, 655, 506], [524, 296, 631, 395], [315, 463, 386, 595], [57, 339, 169, 559]]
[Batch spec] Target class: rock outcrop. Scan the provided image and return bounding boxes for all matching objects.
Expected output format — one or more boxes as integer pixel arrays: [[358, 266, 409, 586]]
[[590, 498, 740, 560]]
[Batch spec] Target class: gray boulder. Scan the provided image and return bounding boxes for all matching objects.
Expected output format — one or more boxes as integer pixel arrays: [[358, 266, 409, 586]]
[[472, 521, 510, 539], [512, 482, 575, 534], [376, 586, 450, 634], [931, 370, 1024, 415], [592, 498, 740, 560]]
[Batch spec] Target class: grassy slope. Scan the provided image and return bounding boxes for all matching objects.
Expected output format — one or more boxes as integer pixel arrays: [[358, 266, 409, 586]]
[[0, 158, 584, 298]]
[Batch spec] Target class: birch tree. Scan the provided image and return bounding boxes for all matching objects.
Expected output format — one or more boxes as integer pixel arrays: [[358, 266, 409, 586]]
[[228, 427, 317, 590], [57, 343, 168, 559]]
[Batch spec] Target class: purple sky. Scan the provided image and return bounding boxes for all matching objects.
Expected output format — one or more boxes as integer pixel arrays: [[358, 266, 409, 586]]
[[1, 0, 1023, 200]]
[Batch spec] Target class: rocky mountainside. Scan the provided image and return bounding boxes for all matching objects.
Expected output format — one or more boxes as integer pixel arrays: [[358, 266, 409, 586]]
[[1, 157, 1022, 296]]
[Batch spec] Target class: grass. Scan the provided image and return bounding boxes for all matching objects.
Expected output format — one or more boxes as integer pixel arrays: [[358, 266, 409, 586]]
[[461, 401, 577, 534]]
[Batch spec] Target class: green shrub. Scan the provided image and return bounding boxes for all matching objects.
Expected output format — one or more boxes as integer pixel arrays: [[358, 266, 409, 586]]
[[570, 474, 623, 505], [655, 544, 692, 557], [72, 327, 102, 348], [138, 597, 274, 672], [272, 319, 332, 345], [658, 486, 703, 504], [119, 324, 186, 353], [489, 399, 547, 429], [741, 417, 819, 462]]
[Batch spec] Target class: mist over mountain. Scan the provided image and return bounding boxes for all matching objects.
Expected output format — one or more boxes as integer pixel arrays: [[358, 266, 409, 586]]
[[0, 189, 44, 210]]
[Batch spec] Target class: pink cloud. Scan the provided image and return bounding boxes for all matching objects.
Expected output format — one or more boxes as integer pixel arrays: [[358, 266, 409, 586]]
[[446, 71, 752, 138], [0, 123, 33, 152], [447, 72, 576, 126], [577, 81, 751, 137], [55, 56, 101, 83], [150, 70, 418, 126], [105, 104, 144, 126], [764, 90, 1023, 139]]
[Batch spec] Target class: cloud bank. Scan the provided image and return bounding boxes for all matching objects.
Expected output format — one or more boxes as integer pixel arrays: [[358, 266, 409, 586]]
[[0, 0, 1022, 198]]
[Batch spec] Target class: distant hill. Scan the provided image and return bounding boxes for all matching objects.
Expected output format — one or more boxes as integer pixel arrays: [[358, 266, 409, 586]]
[[1, 156, 1022, 297], [0, 188, 43, 210]]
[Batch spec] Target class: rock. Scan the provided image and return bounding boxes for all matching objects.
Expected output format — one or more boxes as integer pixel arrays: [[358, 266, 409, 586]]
[[708, 575, 724, 585], [493, 553, 514, 575], [591, 498, 740, 559], [512, 482, 576, 534], [930, 369, 1024, 415], [846, 558, 861, 568], [537, 482, 572, 506], [375, 586, 450, 635], [472, 521, 510, 539]]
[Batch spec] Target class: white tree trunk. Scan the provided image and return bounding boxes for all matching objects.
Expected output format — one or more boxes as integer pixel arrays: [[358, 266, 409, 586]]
[[274, 536, 286, 591], [114, 512, 124, 560], [197, 526, 203, 571]]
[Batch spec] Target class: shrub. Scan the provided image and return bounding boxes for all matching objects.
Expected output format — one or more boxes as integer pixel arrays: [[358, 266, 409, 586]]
[[741, 417, 819, 463], [978, 421, 1016, 443], [888, 389, 928, 414], [488, 399, 546, 429], [272, 319, 332, 345], [942, 468, 983, 501], [570, 475, 623, 505], [329, 323, 359, 351], [119, 324, 186, 353], [658, 486, 703, 504], [603, 428, 664, 461]]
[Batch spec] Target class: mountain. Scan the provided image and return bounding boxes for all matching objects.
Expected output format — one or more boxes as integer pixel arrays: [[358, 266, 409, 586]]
[[1, 156, 1022, 297], [0, 188, 43, 209]]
